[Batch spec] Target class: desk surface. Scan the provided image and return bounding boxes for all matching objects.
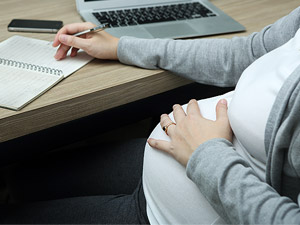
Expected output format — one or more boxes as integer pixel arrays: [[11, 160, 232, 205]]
[[0, 0, 299, 143]]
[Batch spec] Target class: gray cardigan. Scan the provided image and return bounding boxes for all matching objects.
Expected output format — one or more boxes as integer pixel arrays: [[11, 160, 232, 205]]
[[117, 7, 300, 224]]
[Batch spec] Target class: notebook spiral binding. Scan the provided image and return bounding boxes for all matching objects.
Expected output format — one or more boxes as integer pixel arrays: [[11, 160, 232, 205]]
[[0, 58, 63, 76]]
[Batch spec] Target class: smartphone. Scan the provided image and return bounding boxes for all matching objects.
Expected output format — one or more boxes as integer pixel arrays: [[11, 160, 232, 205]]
[[8, 19, 63, 33]]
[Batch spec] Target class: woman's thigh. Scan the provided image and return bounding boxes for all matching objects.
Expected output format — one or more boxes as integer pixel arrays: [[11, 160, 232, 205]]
[[5, 138, 147, 202], [0, 179, 149, 224]]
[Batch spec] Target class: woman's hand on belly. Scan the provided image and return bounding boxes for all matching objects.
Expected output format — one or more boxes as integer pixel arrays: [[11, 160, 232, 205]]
[[148, 99, 233, 167]]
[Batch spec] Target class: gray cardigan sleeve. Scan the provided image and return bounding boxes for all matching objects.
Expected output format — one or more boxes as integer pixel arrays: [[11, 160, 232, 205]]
[[186, 139, 300, 224], [117, 7, 300, 87]]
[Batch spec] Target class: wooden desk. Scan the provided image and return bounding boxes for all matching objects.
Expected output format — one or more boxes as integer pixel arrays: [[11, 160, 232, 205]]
[[0, 0, 299, 143]]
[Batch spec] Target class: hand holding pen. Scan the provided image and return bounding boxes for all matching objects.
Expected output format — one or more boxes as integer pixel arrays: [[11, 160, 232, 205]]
[[53, 22, 120, 60], [72, 23, 108, 36]]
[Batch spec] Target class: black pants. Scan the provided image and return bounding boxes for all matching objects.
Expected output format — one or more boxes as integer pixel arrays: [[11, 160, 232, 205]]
[[0, 138, 150, 224]]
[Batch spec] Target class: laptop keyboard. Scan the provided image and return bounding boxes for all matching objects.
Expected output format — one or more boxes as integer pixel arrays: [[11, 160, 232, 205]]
[[92, 2, 216, 27]]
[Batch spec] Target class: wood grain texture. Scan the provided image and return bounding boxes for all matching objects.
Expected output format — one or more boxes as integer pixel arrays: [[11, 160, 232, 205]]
[[0, 0, 299, 142]]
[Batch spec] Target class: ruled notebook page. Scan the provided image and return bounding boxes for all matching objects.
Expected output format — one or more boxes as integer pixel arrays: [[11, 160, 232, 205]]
[[0, 35, 93, 77], [0, 35, 93, 110], [0, 66, 63, 110]]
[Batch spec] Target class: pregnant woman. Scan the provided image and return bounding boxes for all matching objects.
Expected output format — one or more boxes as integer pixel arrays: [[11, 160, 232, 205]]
[[1, 6, 300, 225]]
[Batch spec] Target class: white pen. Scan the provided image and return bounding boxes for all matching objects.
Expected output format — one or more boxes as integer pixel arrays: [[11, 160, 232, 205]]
[[73, 24, 108, 37]]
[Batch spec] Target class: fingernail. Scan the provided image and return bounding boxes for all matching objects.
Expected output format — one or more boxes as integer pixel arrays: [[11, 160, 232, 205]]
[[220, 99, 227, 105], [147, 138, 153, 145], [59, 34, 68, 43]]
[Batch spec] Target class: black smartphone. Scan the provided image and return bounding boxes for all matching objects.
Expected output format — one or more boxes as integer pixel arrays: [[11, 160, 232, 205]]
[[7, 19, 63, 33]]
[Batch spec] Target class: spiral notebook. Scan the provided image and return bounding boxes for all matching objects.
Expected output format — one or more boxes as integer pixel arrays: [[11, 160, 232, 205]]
[[0, 35, 93, 111]]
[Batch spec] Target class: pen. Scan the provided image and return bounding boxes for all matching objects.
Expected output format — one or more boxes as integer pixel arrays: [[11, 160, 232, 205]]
[[73, 24, 108, 37]]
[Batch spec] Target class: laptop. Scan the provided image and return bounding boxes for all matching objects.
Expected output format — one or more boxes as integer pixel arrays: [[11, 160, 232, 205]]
[[75, 0, 245, 39]]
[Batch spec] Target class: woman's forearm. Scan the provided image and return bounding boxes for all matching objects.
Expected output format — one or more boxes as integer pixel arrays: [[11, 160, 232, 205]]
[[117, 7, 300, 87]]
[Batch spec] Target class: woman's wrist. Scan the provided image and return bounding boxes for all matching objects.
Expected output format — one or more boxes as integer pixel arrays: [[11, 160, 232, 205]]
[[111, 36, 120, 60]]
